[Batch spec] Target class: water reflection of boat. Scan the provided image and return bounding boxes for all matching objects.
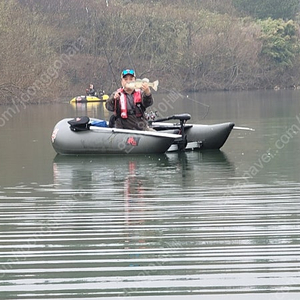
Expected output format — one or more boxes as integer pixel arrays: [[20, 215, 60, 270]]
[[70, 101, 109, 120], [52, 151, 235, 188], [52, 154, 169, 192], [165, 150, 235, 184], [166, 149, 233, 166]]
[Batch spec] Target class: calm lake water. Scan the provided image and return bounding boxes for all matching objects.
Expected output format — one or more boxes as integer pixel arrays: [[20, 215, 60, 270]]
[[1, 90, 300, 300]]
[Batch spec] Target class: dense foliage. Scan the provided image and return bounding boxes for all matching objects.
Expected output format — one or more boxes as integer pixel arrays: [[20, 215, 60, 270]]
[[0, 0, 300, 103], [232, 0, 299, 20]]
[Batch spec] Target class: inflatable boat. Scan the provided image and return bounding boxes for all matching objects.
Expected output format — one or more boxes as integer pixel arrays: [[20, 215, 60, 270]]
[[70, 94, 109, 103], [51, 117, 181, 155], [51, 114, 235, 155], [150, 114, 235, 151]]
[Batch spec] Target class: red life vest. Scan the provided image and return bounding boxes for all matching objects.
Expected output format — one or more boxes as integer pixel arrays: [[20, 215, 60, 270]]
[[117, 88, 142, 119]]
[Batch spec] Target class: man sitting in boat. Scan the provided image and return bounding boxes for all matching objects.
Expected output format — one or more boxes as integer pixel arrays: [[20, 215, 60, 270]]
[[86, 83, 96, 96], [105, 69, 153, 130]]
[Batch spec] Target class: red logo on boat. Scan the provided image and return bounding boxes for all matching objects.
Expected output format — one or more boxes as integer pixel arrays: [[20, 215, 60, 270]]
[[126, 136, 140, 146], [51, 128, 59, 143]]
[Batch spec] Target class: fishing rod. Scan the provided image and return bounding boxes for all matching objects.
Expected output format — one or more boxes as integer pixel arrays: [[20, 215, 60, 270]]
[[103, 47, 119, 90], [157, 86, 210, 120], [155, 87, 255, 131]]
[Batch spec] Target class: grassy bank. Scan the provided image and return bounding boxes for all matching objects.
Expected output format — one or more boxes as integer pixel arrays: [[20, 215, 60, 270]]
[[0, 0, 300, 103]]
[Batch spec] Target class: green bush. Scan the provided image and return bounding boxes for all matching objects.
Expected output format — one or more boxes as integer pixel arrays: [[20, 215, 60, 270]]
[[232, 0, 299, 20], [258, 18, 300, 68]]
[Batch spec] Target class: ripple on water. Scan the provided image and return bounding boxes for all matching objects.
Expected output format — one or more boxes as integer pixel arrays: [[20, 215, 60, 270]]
[[0, 181, 300, 299]]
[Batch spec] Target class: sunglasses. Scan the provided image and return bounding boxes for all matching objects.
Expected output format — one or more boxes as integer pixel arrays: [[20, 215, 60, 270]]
[[121, 69, 136, 77]]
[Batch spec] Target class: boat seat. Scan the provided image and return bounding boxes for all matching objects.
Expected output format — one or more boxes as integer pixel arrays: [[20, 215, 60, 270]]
[[172, 113, 191, 121], [152, 124, 193, 131]]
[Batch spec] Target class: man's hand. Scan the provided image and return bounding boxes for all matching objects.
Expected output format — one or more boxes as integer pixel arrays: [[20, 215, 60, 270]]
[[114, 92, 121, 100], [141, 82, 151, 96]]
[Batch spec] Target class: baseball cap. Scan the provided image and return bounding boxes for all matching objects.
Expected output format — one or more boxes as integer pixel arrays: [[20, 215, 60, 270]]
[[121, 69, 136, 78]]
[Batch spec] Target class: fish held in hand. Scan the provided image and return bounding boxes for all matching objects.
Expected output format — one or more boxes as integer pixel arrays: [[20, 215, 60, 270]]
[[125, 78, 159, 91]]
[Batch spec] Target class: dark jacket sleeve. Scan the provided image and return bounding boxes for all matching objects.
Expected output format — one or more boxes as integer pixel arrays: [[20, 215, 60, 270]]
[[105, 92, 116, 112], [142, 93, 153, 109]]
